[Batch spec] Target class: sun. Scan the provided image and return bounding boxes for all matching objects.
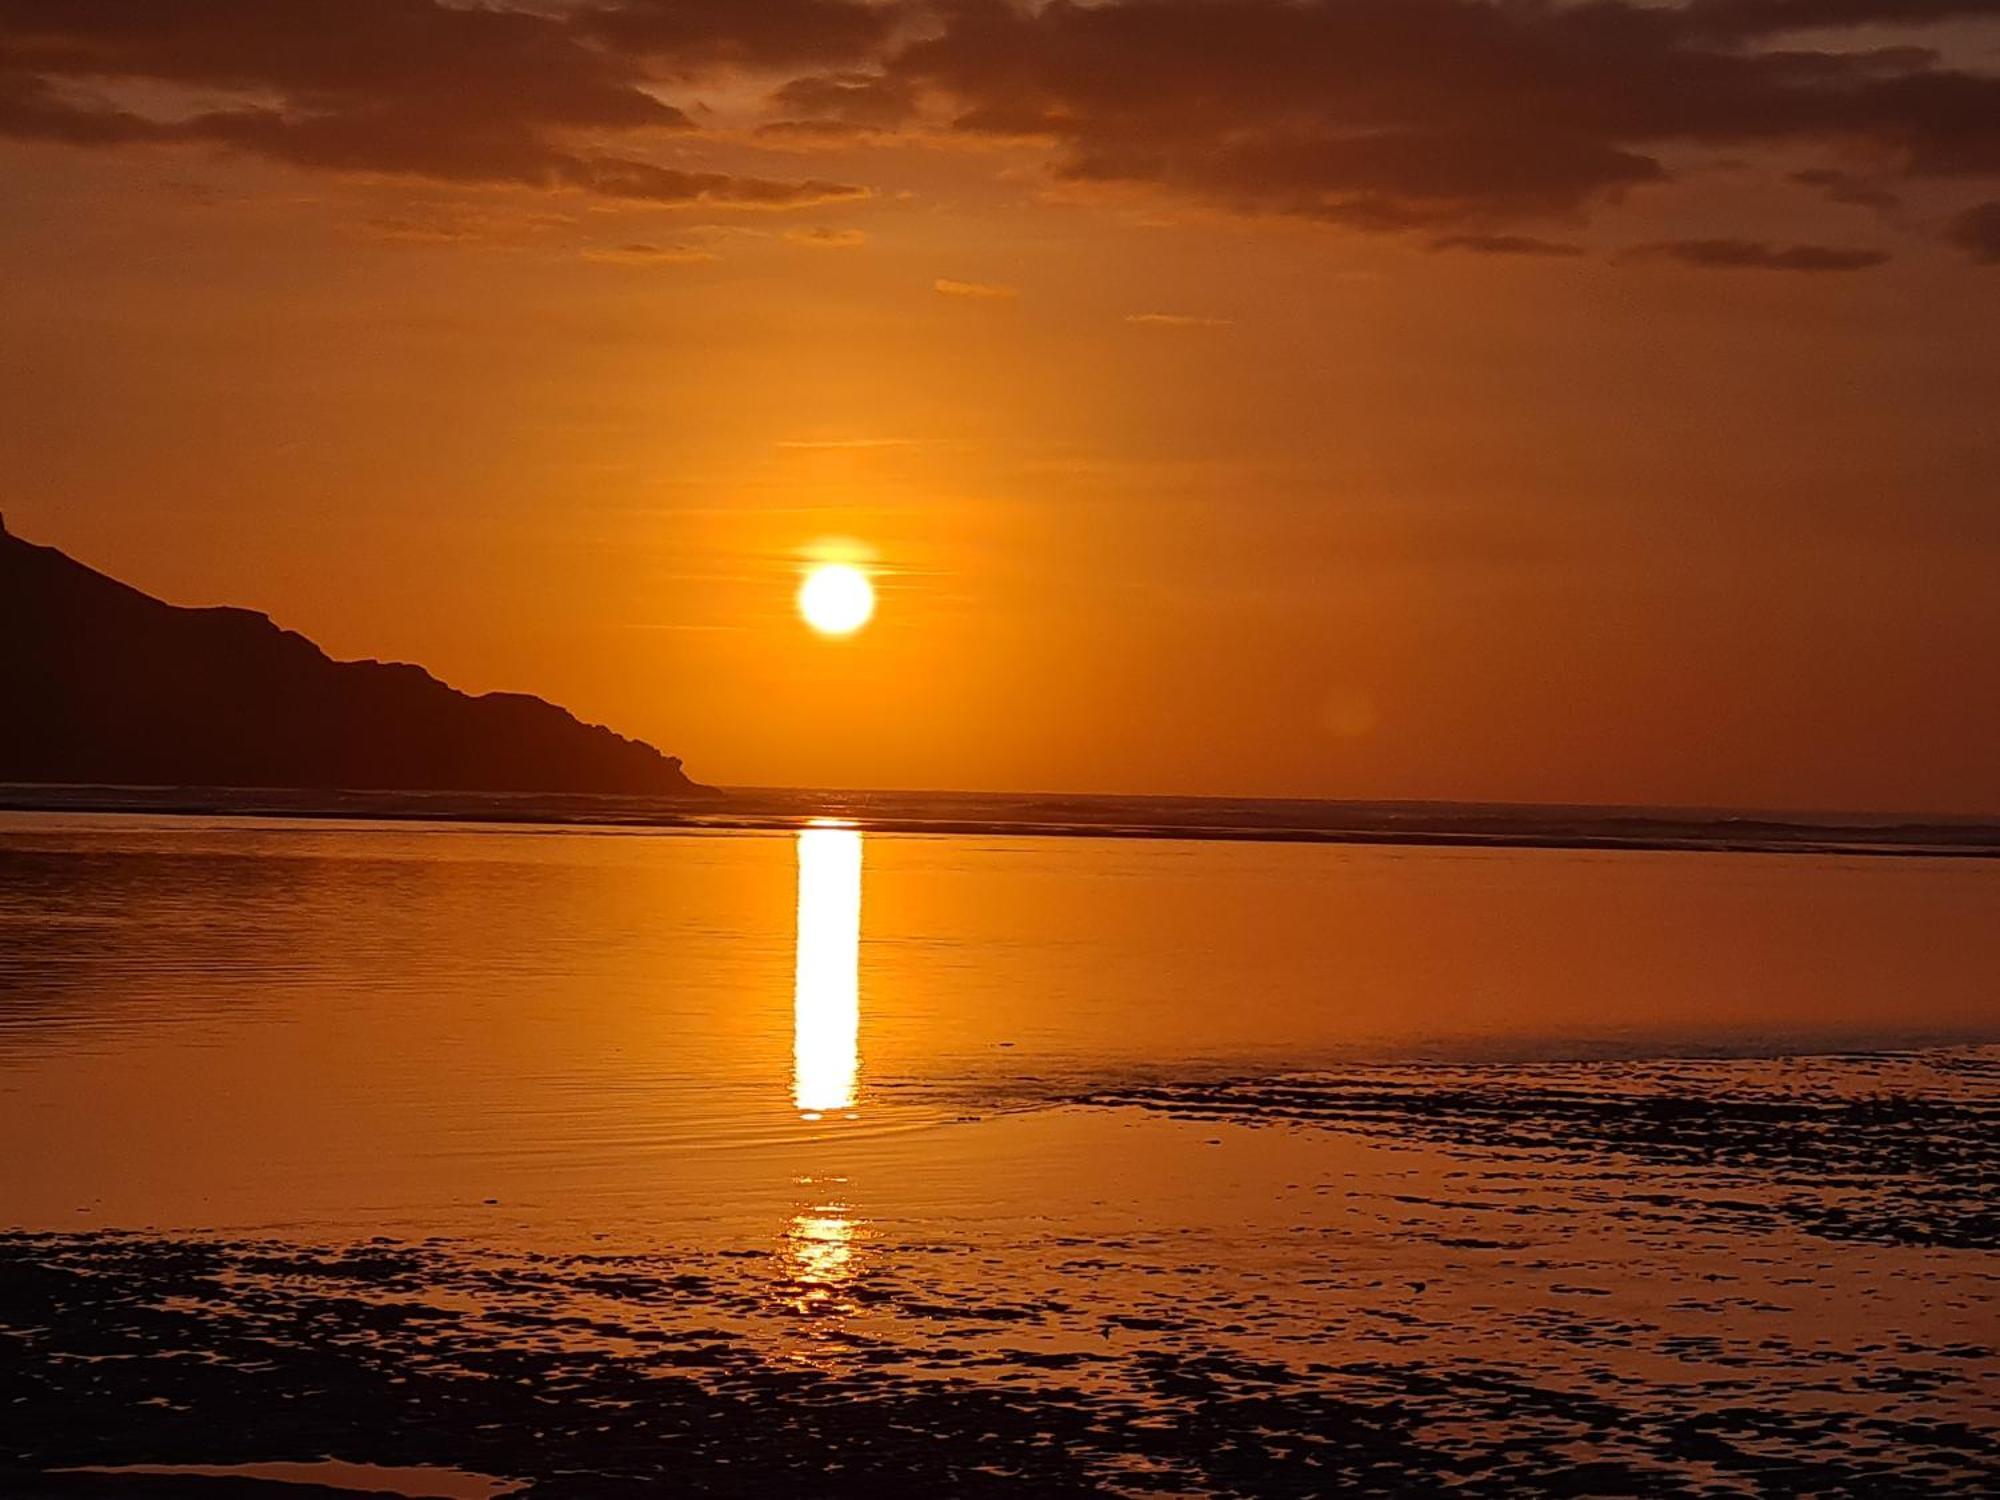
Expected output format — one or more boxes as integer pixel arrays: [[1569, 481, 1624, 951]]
[[798, 562, 875, 636]]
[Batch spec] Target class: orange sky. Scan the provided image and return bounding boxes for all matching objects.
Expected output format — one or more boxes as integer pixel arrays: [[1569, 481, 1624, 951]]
[[2, 2, 1997, 812]]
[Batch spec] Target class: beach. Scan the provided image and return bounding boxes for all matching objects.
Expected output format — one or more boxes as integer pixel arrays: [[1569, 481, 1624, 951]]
[[2, 810, 1996, 1495]]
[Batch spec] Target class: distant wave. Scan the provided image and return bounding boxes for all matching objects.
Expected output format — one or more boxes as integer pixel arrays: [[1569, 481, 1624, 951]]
[[2, 782, 1995, 857]]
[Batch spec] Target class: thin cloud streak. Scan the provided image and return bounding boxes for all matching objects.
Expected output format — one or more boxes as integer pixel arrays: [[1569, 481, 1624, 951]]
[[1620, 238, 1893, 270], [1431, 234, 1588, 257], [579, 242, 721, 265], [934, 277, 1019, 299]]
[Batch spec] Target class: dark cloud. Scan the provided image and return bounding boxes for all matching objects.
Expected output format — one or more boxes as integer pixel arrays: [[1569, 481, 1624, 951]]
[[1946, 200, 2000, 261], [0, 73, 168, 146], [583, 0, 905, 70], [1791, 168, 1902, 211], [0, 0, 670, 128], [1621, 238, 1892, 269], [2, 0, 1998, 248], [0, 0, 860, 206], [885, 0, 2000, 238], [1673, 1, 2000, 42], [767, 70, 918, 133], [1431, 234, 1588, 256], [1106, 129, 1668, 223]]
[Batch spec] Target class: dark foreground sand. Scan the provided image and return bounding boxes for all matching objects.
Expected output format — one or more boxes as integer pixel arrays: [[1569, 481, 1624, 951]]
[[4, 1050, 1995, 1497]]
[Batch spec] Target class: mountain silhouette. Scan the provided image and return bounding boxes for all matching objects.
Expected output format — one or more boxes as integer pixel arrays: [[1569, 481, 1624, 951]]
[[0, 513, 707, 796]]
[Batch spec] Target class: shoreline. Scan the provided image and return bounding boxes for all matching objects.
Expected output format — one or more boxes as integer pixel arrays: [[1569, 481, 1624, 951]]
[[3, 786, 1997, 860]]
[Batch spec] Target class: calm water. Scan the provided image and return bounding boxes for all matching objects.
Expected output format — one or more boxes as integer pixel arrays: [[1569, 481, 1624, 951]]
[[2, 812, 1997, 1494], [2, 812, 1995, 1234]]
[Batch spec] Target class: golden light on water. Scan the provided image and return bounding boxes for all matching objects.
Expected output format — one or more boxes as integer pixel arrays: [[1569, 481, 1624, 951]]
[[792, 824, 861, 1116], [797, 563, 875, 636], [786, 1207, 857, 1286], [781, 1193, 866, 1320]]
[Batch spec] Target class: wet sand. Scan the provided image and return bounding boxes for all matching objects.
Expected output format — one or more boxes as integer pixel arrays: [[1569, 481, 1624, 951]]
[[6, 1049, 1995, 1497]]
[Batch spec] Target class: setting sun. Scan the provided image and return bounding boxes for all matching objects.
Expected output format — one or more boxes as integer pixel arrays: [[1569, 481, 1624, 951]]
[[797, 563, 875, 636]]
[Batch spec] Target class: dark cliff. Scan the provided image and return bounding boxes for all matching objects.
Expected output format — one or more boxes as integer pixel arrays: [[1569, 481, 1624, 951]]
[[0, 514, 707, 796]]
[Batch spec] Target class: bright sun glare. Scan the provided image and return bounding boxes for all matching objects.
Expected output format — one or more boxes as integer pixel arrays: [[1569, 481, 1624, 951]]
[[798, 562, 875, 636]]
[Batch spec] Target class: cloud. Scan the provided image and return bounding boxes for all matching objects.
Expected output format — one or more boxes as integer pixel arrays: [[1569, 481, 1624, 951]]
[[0, 74, 171, 147], [556, 156, 866, 208], [1125, 312, 1233, 326], [1430, 235, 1588, 257], [768, 71, 918, 134], [579, 242, 720, 266], [934, 277, 1018, 299], [359, 215, 482, 246], [1791, 168, 1903, 212], [0, 1, 679, 133], [883, 0, 2000, 242], [582, 1, 904, 70], [1946, 200, 2000, 262], [0, 0, 862, 209], [1672, 1, 2000, 42], [1621, 238, 1892, 269], [352, 207, 571, 245], [786, 226, 870, 248], [3, 0, 1999, 255]]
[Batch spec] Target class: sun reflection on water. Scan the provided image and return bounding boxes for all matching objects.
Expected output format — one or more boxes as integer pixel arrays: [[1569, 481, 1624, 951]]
[[793, 823, 861, 1118], [780, 1188, 867, 1323], [787, 1206, 857, 1286]]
